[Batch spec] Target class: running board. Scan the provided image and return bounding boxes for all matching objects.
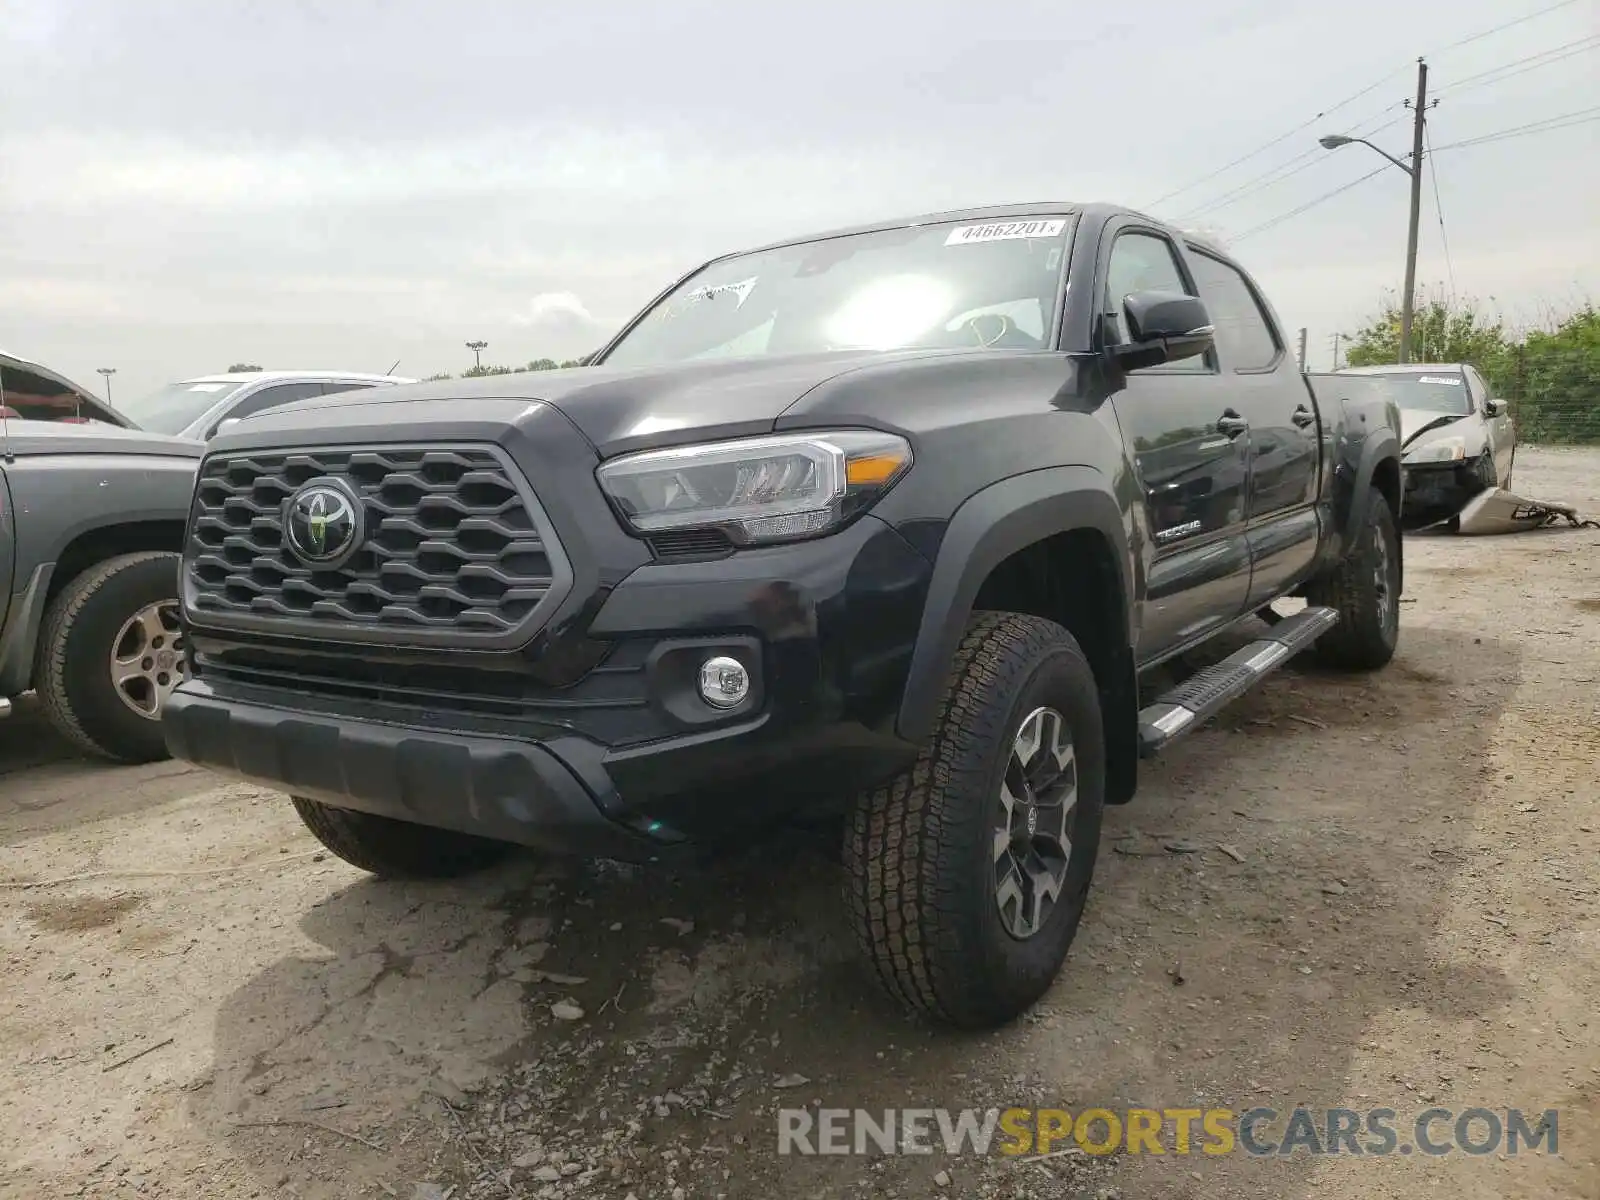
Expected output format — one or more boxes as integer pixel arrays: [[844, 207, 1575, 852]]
[[1137, 605, 1339, 758]]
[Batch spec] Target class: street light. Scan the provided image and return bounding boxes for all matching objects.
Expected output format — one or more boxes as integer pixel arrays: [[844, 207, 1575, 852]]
[[466, 340, 488, 370], [1318, 59, 1429, 364], [97, 367, 117, 405]]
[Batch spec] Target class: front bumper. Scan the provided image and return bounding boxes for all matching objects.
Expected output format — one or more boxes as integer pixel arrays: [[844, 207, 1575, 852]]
[[168, 463, 933, 860], [1401, 459, 1485, 518]]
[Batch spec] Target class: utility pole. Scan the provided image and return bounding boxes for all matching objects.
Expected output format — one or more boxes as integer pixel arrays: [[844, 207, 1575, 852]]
[[1297, 327, 1308, 373], [1399, 58, 1429, 365], [466, 340, 488, 370], [97, 367, 116, 404], [1330, 332, 1342, 372]]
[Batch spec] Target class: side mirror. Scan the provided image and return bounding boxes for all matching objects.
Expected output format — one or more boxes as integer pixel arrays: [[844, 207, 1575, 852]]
[[213, 418, 240, 437], [1113, 291, 1214, 370], [1483, 397, 1505, 417]]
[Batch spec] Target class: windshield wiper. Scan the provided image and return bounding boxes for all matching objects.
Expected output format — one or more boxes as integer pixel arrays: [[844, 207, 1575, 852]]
[[1402, 412, 1469, 449]]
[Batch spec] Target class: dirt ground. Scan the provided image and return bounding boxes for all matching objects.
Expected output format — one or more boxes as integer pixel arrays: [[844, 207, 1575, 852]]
[[3, 446, 1598, 1200]]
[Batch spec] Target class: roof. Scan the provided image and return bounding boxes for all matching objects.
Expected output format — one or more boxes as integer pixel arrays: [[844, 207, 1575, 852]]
[[1338, 363, 1465, 374], [181, 370, 415, 384]]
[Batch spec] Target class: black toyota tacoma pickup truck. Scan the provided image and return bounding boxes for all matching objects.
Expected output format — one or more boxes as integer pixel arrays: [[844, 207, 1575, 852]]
[[165, 203, 1403, 1029]]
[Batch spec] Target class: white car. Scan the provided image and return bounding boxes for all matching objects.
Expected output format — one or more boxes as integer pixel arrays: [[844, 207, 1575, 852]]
[[117, 370, 416, 441], [1338, 362, 1515, 522]]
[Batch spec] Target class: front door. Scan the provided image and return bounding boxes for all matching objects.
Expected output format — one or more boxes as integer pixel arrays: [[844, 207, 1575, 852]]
[[1466, 366, 1515, 481], [1099, 225, 1251, 664]]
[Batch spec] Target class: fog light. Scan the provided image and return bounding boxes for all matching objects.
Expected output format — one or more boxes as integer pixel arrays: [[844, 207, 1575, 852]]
[[697, 655, 750, 709]]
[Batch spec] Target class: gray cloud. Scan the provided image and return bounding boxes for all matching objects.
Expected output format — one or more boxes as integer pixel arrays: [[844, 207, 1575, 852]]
[[3, 0, 1595, 401]]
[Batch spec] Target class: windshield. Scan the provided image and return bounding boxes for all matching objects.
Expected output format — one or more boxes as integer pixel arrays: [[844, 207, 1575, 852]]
[[600, 216, 1075, 368], [1366, 370, 1472, 416], [119, 380, 248, 435]]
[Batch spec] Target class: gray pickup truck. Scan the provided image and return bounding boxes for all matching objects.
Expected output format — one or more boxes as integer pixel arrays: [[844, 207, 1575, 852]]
[[0, 353, 200, 759]]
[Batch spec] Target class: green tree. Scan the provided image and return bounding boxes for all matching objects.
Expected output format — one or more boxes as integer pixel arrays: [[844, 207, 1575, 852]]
[[422, 372, 453, 382], [1513, 305, 1600, 444], [227, 362, 264, 372], [1342, 289, 1512, 384]]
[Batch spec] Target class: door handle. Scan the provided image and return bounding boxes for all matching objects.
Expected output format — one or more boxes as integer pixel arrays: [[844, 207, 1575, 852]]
[[1216, 412, 1249, 436], [1291, 405, 1315, 428]]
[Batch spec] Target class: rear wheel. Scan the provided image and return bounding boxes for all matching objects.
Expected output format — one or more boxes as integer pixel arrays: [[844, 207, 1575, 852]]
[[844, 612, 1105, 1029], [1307, 485, 1400, 670], [290, 797, 511, 879]]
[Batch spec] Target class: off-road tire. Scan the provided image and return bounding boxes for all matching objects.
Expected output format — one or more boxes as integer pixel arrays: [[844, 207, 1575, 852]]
[[1307, 485, 1400, 670], [290, 797, 511, 879], [844, 611, 1105, 1029], [35, 552, 181, 763]]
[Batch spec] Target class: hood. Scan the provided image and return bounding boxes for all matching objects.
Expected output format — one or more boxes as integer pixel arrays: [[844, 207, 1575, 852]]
[[1399, 407, 1487, 452], [3, 418, 204, 459], [254, 348, 994, 457], [1400, 408, 1459, 445], [0, 349, 133, 427]]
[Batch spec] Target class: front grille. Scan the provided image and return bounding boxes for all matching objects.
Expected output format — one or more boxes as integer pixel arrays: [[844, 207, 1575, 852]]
[[185, 445, 567, 644]]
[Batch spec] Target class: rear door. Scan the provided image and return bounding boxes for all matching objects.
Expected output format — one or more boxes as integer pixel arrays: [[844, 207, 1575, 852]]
[[1182, 245, 1321, 609], [1098, 222, 1251, 662]]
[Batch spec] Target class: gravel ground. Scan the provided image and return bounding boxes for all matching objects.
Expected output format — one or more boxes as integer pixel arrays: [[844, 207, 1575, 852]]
[[2, 446, 1598, 1200]]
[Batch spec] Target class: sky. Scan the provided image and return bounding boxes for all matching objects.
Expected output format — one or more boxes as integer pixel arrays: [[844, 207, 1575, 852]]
[[2, 0, 1597, 407]]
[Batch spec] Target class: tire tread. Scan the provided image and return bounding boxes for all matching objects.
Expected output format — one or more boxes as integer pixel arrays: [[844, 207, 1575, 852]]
[[844, 611, 1098, 1027]]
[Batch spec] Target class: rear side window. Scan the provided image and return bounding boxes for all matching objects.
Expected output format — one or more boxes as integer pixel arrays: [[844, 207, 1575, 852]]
[[1186, 250, 1281, 370], [322, 380, 376, 396]]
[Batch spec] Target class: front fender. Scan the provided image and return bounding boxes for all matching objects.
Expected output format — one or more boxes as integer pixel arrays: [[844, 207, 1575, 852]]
[[895, 466, 1131, 742], [6, 454, 197, 572]]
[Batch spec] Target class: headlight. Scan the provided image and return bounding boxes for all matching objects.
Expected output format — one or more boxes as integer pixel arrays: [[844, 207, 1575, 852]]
[[1404, 436, 1467, 464], [596, 430, 912, 545]]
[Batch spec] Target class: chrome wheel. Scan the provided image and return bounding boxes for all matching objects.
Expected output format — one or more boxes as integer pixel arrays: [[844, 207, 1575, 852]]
[[110, 601, 186, 719], [993, 706, 1078, 940]]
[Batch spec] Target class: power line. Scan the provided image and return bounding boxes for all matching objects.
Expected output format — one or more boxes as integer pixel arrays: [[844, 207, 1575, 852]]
[[1438, 35, 1600, 95], [1423, 127, 1456, 301], [1430, 105, 1600, 150], [1175, 108, 1406, 222], [1435, 0, 1583, 52], [1147, 1, 1587, 217], [1231, 165, 1390, 242], [1144, 71, 1405, 209]]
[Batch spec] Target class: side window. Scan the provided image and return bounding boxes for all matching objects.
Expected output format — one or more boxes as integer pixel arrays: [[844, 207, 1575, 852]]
[[1103, 231, 1207, 372], [1465, 367, 1490, 409], [1185, 250, 1281, 371], [321, 380, 376, 397], [216, 381, 323, 430]]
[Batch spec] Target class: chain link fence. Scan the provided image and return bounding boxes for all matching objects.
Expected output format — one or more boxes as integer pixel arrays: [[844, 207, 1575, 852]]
[[1493, 347, 1600, 445]]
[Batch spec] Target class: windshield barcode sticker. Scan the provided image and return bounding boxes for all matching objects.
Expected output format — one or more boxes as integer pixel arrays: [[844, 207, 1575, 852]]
[[1416, 375, 1461, 385], [945, 219, 1066, 246], [682, 277, 757, 309]]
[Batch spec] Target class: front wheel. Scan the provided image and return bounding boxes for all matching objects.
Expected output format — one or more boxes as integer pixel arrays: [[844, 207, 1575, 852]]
[[35, 552, 186, 763], [844, 612, 1105, 1029], [1306, 485, 1401, 670]]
